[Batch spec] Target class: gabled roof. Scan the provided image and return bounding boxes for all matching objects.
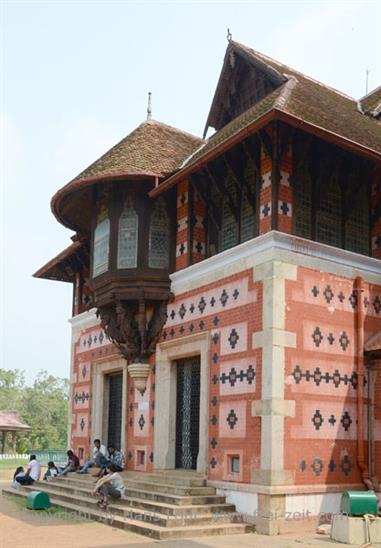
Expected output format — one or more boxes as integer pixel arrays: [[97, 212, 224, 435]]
[[359, 85, 381, 118], [0, 411, 31, 432], [51, 119, 203, 231], [33, 240, 84, 282], [151, 41, 381, 197]]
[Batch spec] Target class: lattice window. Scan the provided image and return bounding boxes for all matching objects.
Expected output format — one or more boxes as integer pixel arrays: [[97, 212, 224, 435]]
[[241, 191, 255, 242], [316, 179, 342, 247], [117, 196, 138, 269], [93, 208, 110, 277], [294, 167, 312, 238], [221, 175, 238, 251], [345, 190, 369, 255], [149, 198, 170, 269]]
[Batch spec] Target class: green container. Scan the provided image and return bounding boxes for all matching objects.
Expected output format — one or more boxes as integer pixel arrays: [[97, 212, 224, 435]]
[[340, 491, 378, 517], [26, 490, 51, 510]]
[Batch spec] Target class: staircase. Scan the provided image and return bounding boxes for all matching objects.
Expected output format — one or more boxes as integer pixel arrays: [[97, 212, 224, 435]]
[[2, 470, 252, 539]]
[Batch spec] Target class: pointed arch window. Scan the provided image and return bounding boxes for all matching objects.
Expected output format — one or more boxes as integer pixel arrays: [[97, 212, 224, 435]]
[[93, 209, 110, 277], [149, 198, 170, 269], [117, 196, 138, 269]]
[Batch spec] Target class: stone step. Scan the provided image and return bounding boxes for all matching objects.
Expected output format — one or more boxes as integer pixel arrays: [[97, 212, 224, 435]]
[[10, 484, 242, 528], [32, 480, 236, 516], [59, 475, 214, 496], [126, 472, 207, 487], [46, 479, 225, 506], [2, 488, 251, 540]]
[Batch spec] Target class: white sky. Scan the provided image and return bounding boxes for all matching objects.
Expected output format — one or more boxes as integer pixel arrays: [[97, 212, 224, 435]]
[[1, 1, 381, 383]]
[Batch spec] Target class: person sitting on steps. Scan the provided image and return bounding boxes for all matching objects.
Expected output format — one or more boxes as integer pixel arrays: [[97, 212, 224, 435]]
[[15, 455, 41, 485], [93, 444, 124, 478], [92, 463, 125, 509], [57, 450, 80, 476], [79, 439, 107, 474], [43, 461, 59, 480]]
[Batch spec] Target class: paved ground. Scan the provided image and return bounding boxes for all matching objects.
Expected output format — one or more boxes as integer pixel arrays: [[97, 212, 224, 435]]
[[0, 480, 377, 548]]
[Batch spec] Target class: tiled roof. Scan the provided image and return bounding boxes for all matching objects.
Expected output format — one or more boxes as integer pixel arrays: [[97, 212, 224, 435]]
[[359, 86, 381, 117], [180, 42, 381, 171], [33, 241, 82, 282], [365, 331, 381, 352], [73, 119, 203, 181], [51, 120, 203, 230], [0, 411, 31, 432]]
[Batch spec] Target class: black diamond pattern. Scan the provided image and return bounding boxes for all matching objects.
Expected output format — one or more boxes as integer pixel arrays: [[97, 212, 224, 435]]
[[328, 459, 336, 472], [339, 331, 350, 351], [211, 396, 218, 406], [340, 455, 352, 476], [211, 414, 217, 426], [327, 333, 335, 345], [179, 303, 186, 319], [210, 457, 217, 469], [198, 297, 206, 313], [212, 352, 219, 364], [212, 332, 219, 345], [311, 286, 319, 297], [323, 285, 334, 303], [138, 414, 145, 430], [312, 327, 323, 347], [220, 290, 229, 307], [226, 409, 238, 429], [211, 438, 217, 449], [300, 460, 307, 472], [311, 410, 324, 430], [349, 291, 358, 309], [328, 414, 336, 426], [311, 458, 324, 476], [228, 328, 240, 349], [340, 411, 352, 431], [233, 289, 239, 300], [338, 291, 345, 303], [210, 297, 216, 307]]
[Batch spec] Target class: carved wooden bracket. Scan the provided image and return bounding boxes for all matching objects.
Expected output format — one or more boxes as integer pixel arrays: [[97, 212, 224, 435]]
[[96, 297, 169, 364]]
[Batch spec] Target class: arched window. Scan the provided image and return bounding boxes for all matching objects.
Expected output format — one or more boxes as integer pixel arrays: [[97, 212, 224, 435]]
[[149, 198, 170, 269], [93, 211, 110, 277], [316, 179, 341, 247], [117, 197, 138, 269], [345, 189, 369, 255]]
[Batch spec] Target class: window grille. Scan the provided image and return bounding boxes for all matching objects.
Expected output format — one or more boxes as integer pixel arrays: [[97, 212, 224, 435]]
[[149, 198, 170, 269], [241, 191, 255, 242], [117, 196, 138, 269], [316, 179, 341, 247], [345, 190, 369, 255], [221, 177, 238, 251], [93, 208, 110, 277], [294, 167, 312, 238]]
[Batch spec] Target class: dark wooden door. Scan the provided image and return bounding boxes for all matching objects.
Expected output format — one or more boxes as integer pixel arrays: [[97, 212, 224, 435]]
[[175, 357, 200, 469], [107, 373, 123, 449]]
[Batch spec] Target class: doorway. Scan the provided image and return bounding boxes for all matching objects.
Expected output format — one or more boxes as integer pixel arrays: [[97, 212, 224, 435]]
[[175, 357, 201, 469], [107, 372, 123, 448]]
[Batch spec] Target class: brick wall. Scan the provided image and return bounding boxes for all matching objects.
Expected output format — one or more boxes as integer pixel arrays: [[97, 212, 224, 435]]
[[284, 266, 381, 486]]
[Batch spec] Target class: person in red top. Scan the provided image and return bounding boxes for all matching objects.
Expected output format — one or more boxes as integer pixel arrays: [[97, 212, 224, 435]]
[[58, 450, 80, 476]]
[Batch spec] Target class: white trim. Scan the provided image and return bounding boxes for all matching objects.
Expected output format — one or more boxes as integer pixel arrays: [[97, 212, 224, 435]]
[[69, 308, 98, 330], [170, 231, 381, 291]]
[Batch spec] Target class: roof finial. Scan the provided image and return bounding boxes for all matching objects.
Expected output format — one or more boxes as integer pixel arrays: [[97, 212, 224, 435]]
[[227, 28, 232, 42], [147, 91, 152, 120]]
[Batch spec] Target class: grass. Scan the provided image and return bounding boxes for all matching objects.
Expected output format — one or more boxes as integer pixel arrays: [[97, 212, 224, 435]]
[[4, 492, 90, 523], [0, 458, 29, 470]]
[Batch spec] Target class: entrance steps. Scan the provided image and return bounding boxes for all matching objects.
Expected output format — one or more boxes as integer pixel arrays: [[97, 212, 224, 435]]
[[2, 471, 252, 539]]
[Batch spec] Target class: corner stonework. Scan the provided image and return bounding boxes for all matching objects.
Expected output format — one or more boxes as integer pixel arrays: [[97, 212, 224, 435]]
[[252, 260, 297, 534]]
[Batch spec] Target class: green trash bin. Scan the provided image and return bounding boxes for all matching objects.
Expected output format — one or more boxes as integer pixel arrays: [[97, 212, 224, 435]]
[[26, 490, 51, 510], [340, 491, 378, 517]]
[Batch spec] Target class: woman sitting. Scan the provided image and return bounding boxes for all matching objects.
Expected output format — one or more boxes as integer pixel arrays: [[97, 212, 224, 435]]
[[12, 466, 25, 488], [43, 461, 59, 480], [92, 463, 125, 509]]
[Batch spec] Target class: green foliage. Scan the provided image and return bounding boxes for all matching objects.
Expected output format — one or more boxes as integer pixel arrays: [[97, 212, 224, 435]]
[[0, 369, 69, 452]]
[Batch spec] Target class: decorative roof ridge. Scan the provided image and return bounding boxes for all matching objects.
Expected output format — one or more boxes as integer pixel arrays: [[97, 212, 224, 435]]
[[273, 75, 298, 110], [234, 41, 356, 102], [141, 118, 203, 142]]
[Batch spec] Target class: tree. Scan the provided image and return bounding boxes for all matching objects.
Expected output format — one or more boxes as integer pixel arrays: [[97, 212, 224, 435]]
[[0, 368, 69, 451]]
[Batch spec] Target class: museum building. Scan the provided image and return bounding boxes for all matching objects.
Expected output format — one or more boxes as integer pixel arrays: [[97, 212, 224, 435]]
[[35, 40, 381, 531]]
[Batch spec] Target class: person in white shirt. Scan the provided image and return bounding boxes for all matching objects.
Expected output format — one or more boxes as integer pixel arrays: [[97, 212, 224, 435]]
[[92, 463, 125, 509], [16, 455, 41, 485], [79, 439, 107, 474]]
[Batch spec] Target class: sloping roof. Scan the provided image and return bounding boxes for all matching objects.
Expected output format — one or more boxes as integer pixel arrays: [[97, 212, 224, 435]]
[[0, 411, 31, 432], [33, 241, 82, 282], [51, 119, 203, 230], [73, 119, 203, 181], [150, 41, 381, 198], [359, 86, 381, 117]]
